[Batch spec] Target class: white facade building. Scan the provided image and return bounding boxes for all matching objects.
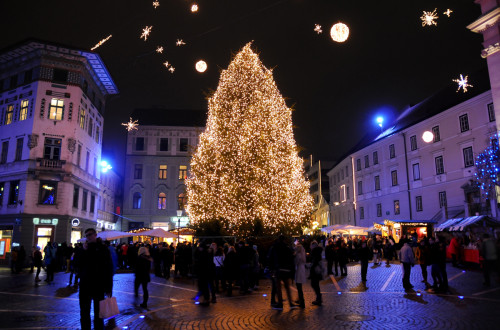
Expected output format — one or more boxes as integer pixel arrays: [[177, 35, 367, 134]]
[[122, 109, 205, 232], [305, 156, 334, 229], [329, 70, 496, 228], [0, 40, 118, 256]]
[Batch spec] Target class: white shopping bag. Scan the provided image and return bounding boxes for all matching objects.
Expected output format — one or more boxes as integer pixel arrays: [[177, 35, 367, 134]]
[[99, 296, 119, 319]]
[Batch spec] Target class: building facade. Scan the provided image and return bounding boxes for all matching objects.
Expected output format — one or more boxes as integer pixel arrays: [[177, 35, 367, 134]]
[[329, 86, 496, 228], [97, 166, 123, 232], [121, 109, 205, 232], [0, 40, 117, 258], [305, 156, 334, 229]]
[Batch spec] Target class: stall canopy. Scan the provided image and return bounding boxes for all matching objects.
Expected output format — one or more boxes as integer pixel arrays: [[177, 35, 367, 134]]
[[449, 216, 500, 232], [321, 224, 369, 234], [435, 218, 464, 232], [77, 230, 131, 242], [138, 228, 178, 238]]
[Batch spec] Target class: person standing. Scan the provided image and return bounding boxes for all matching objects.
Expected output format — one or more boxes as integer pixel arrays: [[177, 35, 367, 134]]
[[33, 246, 43, 282], [428, 237, 442, 291], [338, 241, 348, 276], [399, 239, 415, 290], [415, 239, 430, 285], [358, 241, 371, 283], [79, 228, 114, 330], [44, 242, 57, 283], [270, 236, 297, 310], [310, 240, 323, 306], [481, 233, 498, 286], [325, 239, 335, 276], [224, 246, 238, 297], [294, 242, 307, 308], [135, 246, 153, 308], [436, 236, 449, 292], [449, 235, 460, 267]]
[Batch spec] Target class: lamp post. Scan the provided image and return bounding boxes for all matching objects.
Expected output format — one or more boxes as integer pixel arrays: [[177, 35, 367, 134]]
[[176, 209, 182, 243]]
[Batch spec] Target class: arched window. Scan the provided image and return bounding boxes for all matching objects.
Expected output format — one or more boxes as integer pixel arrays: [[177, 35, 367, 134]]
[[158, 192, 166, 210], [177, 193, 187, 210], [133, 192, 142, 209]]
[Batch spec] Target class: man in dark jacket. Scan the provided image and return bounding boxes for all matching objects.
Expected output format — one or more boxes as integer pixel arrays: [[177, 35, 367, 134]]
[[325, 239, 335, 276], [79, 228, 114, 330], [269, 235, 297, 310], [358, 241, 372, 282]]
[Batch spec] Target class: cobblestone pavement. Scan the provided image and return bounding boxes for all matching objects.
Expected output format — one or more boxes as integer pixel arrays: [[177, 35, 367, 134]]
[[0, 261, 499, 329]]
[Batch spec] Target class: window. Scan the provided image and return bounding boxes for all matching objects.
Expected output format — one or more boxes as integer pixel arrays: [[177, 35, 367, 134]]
[[413, 163, 420, 181], [133, 192, 142, 209], [435, 156, 444, 175], [439, 191, 447, 208], [73, 185, 79, 208], [82, 190, 88, 211], [391, 170, 398, 186], [39, 181, 57, 205], [364, 155, 369, 168], [373, 151, 379, 165], [432, 125, 440, 142], [359, 207, 364, 220], [87, 117, 93, 137], [85, 151, 90, 171], [346, 186, 350, 200], [1, 141, 8, 164], [5, 104, 13, 125], [394, 200, 400, 215], [52, 69, 68, 83], [345, 165, 348, 177], [19, 100, 28, 121], [356, 159, 361, 171], [79, 108, 85, 129], [134, 164, 143, 179], [374, 175, 380, 191], [15, 138, 23, 161], [179, 165, 188, 180], [135, 137, 145, 151], [9, 75, 17, 90], [159, 165, 167, 179], [48, 98, 64, 120], [488, 103, 495, 122], [95, 126, 100, 144], [43, 138, 61, 160], [410, 135, 417, 151], [416, 196, 423, 212], [177, 193, 187, 210], [93, 157, 97, 176], [389, 144, 395, 158], [179, 138, 189, 152], [8, 180, 20, 205], [76, 144, 82, 167], [463, 147, 474, 167], [376, 203, 382, 217], [0, 182, 4, 206], [358, 181, 363, 195], [459, 114, 469, 132], [158, 192, 167, 210], [90, 193, 95, 213], [159, 138, 169, 151], [341, 169, 344, 179]]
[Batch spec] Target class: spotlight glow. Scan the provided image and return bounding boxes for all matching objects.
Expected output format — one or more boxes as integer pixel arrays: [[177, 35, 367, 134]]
[[422, 131, 434, 143]]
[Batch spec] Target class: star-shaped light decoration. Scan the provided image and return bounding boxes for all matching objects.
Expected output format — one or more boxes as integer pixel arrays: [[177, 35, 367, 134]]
[[91, 35, 112, 51], [314, 24, 323, 34], [156, 46, 164, 53], [122, 117, 139, 131], [453, 74, 473, 93], [153, 1, 160, 9], [443, 9, 453, 17], [168, 66, 175, 73], [191, 4, 199, 13], [140, 26, 153, 41], [163, 61, 170, 68], [176, 39, 186, 46], [421, 9, 438, 27]]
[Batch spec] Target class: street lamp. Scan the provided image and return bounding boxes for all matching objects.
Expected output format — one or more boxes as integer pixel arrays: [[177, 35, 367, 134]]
[[376, 117, 384, 131], [176, 209, 182, 243]]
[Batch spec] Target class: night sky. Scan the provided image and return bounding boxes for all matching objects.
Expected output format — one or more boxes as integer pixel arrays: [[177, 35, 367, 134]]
[[0, 0, 487, 174]]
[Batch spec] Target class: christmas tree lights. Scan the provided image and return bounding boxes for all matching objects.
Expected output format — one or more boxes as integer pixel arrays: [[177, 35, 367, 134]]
[[475, 135, 500, 198], [186, 43, 314, 235]]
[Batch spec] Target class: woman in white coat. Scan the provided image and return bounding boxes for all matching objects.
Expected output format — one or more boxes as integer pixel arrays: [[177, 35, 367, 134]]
[[294, 242, 307, 308]]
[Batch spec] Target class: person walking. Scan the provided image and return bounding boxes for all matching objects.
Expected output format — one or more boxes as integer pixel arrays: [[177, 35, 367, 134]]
[[44, 242, 57, 283], [358, 241, 371, 283], [294, 241, 307, 308], [436, 236, 449, 292], [428, 237, 442, 292], [135, 246, 153, 308], [325, 239, 335, 276], [399, 239, 415, 290], [69, 243, 83, 288], [415, 239, 430, 285], [310, 240, 324, 306], [338, 241, 348, 276], [481, 233, 498, 286], [79, 228, 113, 330], [269, 235, 298, 310], [33, 246, 43, 282]]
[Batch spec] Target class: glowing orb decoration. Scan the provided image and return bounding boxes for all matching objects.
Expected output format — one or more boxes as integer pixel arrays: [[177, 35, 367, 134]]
[[195, 60, 207, 73], [421, 9, 438, 27], [422, 131, 434, 143], [453, 74, 473, 93], [191, 4, 198, 12], [330, 23, 349, 42]]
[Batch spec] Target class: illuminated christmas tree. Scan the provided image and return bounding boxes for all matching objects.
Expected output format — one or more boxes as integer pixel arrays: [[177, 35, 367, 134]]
[[475, 135, 500, 198], [186, 43, 313, 235]]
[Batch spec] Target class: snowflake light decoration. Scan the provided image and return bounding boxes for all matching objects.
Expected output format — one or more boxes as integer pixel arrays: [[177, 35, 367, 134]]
[[176, 39, 186, 46], [91, 35, 112, 51], [443, 9, 453, 17], [140, 26, 153, 41], [163, 61, 170, 68], [153, 1, 160, 9], [421, 9, 438, 27], [122, 117, 139, 131], [453, 74, 473, 93], [168, 66, 175, 73], [314, 24, 322, 34], [156, 46, 164, 53]]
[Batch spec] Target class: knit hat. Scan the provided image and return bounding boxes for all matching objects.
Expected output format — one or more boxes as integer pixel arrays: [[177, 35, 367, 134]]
[[138, 246, 150, 256]]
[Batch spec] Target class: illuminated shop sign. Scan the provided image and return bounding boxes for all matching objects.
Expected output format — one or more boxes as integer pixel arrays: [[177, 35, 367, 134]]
[[33, 218, 58, 225]]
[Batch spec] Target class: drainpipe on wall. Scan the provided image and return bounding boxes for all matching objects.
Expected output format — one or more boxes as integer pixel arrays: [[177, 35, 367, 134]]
[[351, 156, 357, 226], [402, 132, 413, 220]]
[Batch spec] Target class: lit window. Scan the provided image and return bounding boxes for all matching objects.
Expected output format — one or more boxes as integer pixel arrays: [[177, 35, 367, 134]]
[[79, 108, 85, 129], [158, 192, 166, 209], [159, 165, 167, 179], [19, 100, 29, 121], [39, 181, 57, 205], [179, 165, 188, 180], [133, 192, 142, 209], [48, 98, 64, 121], [5, 104, 14, 125], [177, 193, 187, 210]]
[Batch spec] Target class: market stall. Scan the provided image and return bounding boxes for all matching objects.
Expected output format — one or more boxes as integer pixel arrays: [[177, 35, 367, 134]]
[[378, 219, 436, 243], [77, 230, 131, 243]]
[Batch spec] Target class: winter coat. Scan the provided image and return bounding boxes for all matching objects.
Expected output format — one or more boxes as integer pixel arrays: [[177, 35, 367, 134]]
[[223, 250, 238, 280], [309, 246, 324, 280], [135, 254, 152, 283], [33, 250, 43, 267], [79, 241, 114, 294], [294, 245, 307, 284], [449, 237, 460, 255], [415, 245, 430, 265]]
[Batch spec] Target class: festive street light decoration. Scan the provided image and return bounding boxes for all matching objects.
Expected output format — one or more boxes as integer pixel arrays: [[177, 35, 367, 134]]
[[100, 161, 113, 173], [421, 9, 438, 26], [195, 60, 207, 72], [153, 1, 160, 9], [168, 66, 175, 73], [140, 26, 153, 41], [314, 24, 323, 34], [330, 23, 349, 42], [186, 43, 314, 235], [453, 74, 473, 93], [91, 35, 112, 51], [475, 134, 500, 198], [191, 4, 199, 12], [156, 46, 164, 53], [443, 9, 453, 17], [376, 116, 384, 128], [176, 39, 186, 46], [422, 131, 434, 143], [122, 117, 139, 131]]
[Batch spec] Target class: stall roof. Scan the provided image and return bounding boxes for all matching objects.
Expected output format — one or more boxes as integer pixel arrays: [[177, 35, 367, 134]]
[[435, 218, 464, 232], [384, 219, 437, 224], [449, 216, 500, 231]]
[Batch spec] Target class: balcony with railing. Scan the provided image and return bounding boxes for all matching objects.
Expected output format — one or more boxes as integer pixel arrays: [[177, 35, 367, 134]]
[[36, 158, 66, 169]]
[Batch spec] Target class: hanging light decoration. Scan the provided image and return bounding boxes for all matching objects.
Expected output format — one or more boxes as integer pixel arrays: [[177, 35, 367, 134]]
[[330, 22, 349, 42], [195, 60, 207, 73]]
